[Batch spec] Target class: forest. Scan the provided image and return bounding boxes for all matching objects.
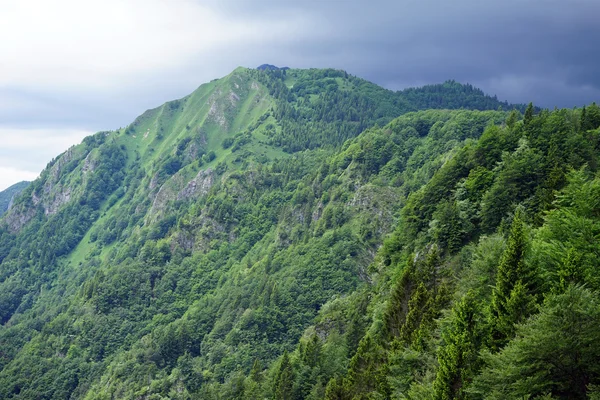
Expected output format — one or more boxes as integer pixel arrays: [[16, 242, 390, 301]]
[[0, 67, 598, 399]]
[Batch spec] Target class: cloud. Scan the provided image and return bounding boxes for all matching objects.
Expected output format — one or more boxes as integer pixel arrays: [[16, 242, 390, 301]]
[[0, 0, 318, 92], [0, 167, 39, 192]]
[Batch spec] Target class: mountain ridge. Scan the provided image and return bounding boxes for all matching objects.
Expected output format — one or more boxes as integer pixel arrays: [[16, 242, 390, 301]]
[[0, 181, 29, 217], [1, 66, 598, 399]]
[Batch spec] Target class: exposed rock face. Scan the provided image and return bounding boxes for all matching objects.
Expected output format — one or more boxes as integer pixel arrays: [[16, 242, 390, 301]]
[[207, 89, 228, 128], [177, 169, 214, 201], [312, 201, 324, 221], [148, 174, 185, 221], [4, 206, 36, 233], [82, 151, 98, 175], [7, 195, 16, 212], [149, 173, 160, 190], [44, 186, 72, 215], [349, 184, 400, 234], [3, 149, 83, 232], [229, 91, 240, 105], [50, 148, 74, 180]]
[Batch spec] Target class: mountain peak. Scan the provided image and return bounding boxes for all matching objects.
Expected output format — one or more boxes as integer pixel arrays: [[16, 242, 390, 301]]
[[256, 64, 290, 71]]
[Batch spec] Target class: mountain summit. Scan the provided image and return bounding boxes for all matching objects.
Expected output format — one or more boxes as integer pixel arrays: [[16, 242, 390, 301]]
[[256, 64, 290, 71]]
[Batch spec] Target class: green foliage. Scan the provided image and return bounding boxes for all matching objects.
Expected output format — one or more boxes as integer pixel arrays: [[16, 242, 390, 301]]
[[0, 67, 598, 400], [473, 285, 600, 399], [488, 210, 537, 351], [273, 351, 295, 400], [256, 69, 522, 152], [434, 291, 484, 400]]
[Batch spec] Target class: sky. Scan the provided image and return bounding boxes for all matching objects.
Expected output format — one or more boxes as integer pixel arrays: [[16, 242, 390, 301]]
[[1, 0, 599, 190]]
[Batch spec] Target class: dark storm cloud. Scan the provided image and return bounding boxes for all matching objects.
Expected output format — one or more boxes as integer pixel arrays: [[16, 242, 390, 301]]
[[199, 0, 600, 108], [8, 0, 600, 129]]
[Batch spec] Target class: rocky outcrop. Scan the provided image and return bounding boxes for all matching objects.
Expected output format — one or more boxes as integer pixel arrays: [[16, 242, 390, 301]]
[[148, 174, 185, 222], [4, 206, 36, 233], [177, 169, 214, 201], [207, 89, 228, 128], [44, 186, 72, 216], [82, 151, 98, 175], [44, 148, 75, 194]]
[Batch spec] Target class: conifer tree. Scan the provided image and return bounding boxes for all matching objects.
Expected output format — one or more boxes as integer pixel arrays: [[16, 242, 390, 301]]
[[474, 286, 600, 399], [274, 351, 295, 400], [556, 247, 583, 293], [524, 102, 534, 126], [580, 106, 591, 131], [488, 209, 536, 351], [434, 291, 482, 400], [506, 109, 520, 130], [244, 359, 264, 400], [250, 358, 264, 383]]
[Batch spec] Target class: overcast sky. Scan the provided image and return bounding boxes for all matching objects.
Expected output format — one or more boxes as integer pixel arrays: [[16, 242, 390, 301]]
[[1, 0, 599, 190]]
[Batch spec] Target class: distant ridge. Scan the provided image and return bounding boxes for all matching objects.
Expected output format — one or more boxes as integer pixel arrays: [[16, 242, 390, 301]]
[[257, 64, 290, 71], [0, 181, 29, 216]]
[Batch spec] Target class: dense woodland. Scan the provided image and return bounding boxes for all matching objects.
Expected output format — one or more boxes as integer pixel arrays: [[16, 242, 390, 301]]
[[0, 67, 599, 399]]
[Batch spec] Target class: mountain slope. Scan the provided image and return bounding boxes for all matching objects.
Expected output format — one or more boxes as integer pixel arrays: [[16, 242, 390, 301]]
[[0, 67, 585, 400], [0, 181, 29, 216]]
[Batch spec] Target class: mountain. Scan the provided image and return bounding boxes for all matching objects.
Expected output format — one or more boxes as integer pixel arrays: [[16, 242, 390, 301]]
[[0, 67, 599, 399], [257, 64, 290, 71], [0, 181, 29, 216]]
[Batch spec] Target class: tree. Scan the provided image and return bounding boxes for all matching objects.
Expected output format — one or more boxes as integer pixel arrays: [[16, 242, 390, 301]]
[[488, 209, 537, 351], [434, 291, 484, 400], [430, 200, 465, 253], [273, 351, 295, 400], [524, 102, 534, 126], [474, 285, 600, 399], [505, 109, 520, 130]]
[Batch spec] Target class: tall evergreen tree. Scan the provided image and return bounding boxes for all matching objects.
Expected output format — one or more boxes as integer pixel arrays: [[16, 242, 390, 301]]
[[474, 285, 600, 399], [524, 102, 534, 126], [274, 351, 295, 400], [434, 291, 483, 400], [488, 209, 537, 351]]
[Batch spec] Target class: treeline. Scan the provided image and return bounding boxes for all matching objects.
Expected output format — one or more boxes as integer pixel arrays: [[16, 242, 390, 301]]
[[253, 69, 524, 152]]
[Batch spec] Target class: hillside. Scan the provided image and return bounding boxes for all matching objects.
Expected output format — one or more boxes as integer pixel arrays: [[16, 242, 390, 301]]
[[0, 181, 29, 216], [0, 67, 598, 399]]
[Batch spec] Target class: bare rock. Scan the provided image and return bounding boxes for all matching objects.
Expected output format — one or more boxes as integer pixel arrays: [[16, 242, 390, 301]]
[[4, 206, 36, 233], [177, 169, 214, 201]]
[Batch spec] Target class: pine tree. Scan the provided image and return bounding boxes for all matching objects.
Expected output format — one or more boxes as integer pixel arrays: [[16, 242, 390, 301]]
[[250, 358, 264, 383], [399, 282, 432, 346], [244, 359, 264, 400], [345, 334, 390, 398], [506, 109, 520, 130], [274, 351, 295, 400], [324, 376, 347, 400], [580, 106, 591, 132], [556, 247, 583, 293], [488, 209, 537, 351], [474, 286, 600, 399], [301, 333, 322, 368], [524, 102, 534, 126], [434, 291, 483, 400]]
